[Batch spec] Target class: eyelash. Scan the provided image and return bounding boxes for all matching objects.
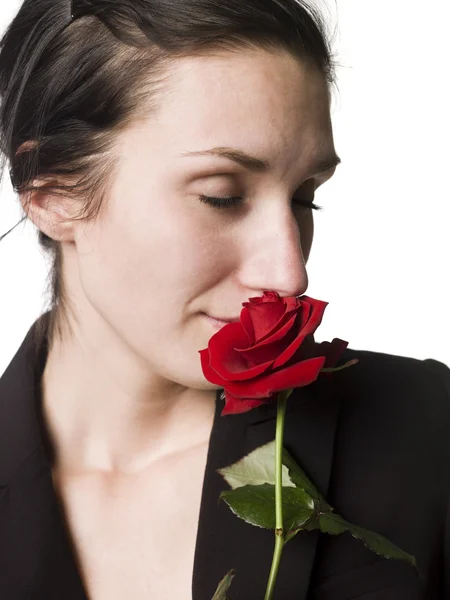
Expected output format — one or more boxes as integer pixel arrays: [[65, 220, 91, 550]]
[[197, 195, 323, 211]]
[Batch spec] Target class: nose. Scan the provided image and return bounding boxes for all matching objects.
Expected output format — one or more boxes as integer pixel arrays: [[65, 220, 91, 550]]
[[241, 204, 310, 299]]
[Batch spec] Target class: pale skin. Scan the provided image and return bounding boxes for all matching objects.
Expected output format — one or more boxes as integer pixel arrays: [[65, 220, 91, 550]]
[[21, 47, 339, 599]]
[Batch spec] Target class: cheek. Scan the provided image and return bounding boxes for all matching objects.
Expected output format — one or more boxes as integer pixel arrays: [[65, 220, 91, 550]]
[[119, 205, 221, 304]]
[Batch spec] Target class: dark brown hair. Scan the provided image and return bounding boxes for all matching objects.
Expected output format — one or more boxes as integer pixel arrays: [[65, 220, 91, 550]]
[[0, 0, 339, 358]]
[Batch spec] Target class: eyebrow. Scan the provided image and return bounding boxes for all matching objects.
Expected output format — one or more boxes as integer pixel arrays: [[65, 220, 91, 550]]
[[180, 146, 341, 175]]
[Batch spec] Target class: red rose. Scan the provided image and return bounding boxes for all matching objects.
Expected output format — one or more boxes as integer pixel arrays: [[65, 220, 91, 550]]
[[199, 291, 348, 415]]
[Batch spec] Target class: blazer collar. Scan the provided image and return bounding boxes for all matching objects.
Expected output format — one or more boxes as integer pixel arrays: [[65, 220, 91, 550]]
[[0, 312, 89, 597], [0, 312, 341, 599]]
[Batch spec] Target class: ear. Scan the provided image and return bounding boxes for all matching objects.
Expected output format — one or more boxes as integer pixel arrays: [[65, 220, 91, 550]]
[[15, 141, 80, 244], [19, 179, 79, 243]]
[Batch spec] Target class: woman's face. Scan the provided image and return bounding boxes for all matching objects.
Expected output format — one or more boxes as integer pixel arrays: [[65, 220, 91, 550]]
[[55, 48, 339, 392]]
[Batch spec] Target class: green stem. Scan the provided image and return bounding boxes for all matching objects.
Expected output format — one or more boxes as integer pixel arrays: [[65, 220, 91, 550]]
[[263, 390, 289, 600]]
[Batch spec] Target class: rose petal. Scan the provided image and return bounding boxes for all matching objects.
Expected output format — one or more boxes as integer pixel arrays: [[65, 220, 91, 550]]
[[244, 301, 287, 341], [240, 308, 256, 344], [267, 300, 326, 369], [198, 348, 229, 385], [236, 312, 298, 363], [221, 394, 271, 415], [204, 324, 274, 381], [318, 338, 349, 368], [222, 355, 326, 398]]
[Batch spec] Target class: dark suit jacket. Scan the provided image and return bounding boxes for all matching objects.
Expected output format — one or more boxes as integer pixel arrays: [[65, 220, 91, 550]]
[[1, 310, 450, 599]]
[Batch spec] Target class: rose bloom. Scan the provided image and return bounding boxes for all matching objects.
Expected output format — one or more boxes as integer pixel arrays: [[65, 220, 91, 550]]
[[199, 291, 348, 415]]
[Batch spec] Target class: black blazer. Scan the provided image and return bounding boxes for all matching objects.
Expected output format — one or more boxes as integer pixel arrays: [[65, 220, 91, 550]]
[[1, 311, 450, 600]]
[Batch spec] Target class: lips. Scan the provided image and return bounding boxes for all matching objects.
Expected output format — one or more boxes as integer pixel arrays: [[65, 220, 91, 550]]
[[204, 313, 240, 325], [209, 316, 239, 323]]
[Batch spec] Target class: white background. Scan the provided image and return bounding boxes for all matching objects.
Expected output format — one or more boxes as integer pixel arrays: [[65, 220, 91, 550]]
[[0, 0, 449, 376]]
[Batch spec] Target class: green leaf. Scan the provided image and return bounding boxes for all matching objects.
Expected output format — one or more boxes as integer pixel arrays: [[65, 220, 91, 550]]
[[217, 439, 417, 571], [318, 512, 417, 569], [220, 483, 314, 536], [217, 440, 296, 490], [281, 446, 326, 504], [211, 569, 236, 600]]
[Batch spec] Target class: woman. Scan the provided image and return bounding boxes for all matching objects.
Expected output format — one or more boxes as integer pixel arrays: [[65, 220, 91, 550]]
[[0, 0, 449, 599]]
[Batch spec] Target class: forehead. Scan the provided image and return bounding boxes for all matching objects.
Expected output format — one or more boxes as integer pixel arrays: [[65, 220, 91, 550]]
[[141, 48, 334, 166]]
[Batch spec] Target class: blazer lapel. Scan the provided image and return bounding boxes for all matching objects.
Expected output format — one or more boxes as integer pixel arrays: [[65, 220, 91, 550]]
[[192, 372, 341, 600], [1, 449, 90, 599], [0, 313, 89, 599]]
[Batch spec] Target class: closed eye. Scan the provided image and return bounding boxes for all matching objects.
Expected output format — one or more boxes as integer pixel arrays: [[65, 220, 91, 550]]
[[197, 195, 323, 211]]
